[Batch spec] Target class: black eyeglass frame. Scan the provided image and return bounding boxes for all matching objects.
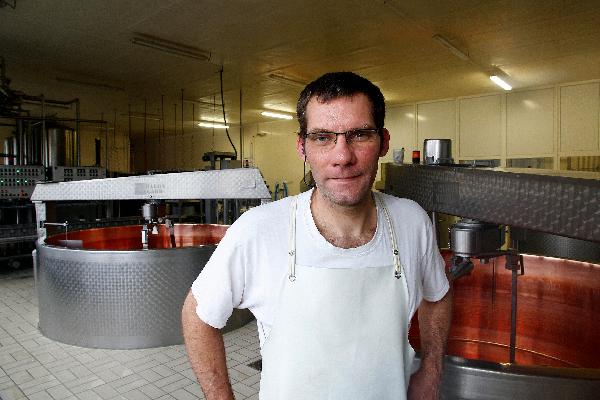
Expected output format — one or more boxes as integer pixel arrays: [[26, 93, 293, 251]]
[[301, 128, 382, 145]]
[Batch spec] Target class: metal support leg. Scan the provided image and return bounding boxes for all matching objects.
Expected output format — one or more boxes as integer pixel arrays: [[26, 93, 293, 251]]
[[233, 199, 240, 222], [205, 200, 216, 224]]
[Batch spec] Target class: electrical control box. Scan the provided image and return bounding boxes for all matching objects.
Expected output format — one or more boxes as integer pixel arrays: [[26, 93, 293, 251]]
[[0, 165, 46, 199], [49, 166, 106, 182]]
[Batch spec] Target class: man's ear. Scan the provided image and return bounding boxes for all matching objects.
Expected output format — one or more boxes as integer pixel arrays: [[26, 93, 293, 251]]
[[379, 128, 390, 157], [296, 135, 307, 160]]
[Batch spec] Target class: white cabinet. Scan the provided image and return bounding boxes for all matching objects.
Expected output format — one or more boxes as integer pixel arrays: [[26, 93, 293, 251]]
[[507, 88, 555, 156], [386, 104, 416, 157], [417, 100, 455, 152], [560, 83, 600, 152], [458, 95, 502, 158]]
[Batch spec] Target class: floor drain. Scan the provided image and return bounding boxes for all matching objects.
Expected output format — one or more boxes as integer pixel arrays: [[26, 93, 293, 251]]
[[248, 359, 262, 371]]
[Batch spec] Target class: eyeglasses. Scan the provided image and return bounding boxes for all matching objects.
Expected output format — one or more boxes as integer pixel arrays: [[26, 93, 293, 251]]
[[303, 128, 380, 150]]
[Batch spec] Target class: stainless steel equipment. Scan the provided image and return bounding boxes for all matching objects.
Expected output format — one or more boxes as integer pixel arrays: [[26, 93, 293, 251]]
[[383, 163, 599, 242], [45, 127, 77, 167], [32, 169, 271, 349], [450, 218, 503, 258], [47, 165, 106, 182], [384, 163, 600, 398], [423, 138, 453, 165], [35, 224, 240, 349]]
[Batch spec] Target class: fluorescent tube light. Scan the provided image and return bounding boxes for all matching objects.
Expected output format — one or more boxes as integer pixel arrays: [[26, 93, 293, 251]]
[[490, 75, 512, 91], [261, 111, 293, 120], [267, 73, 307, 88], [432, 34, 470, 61], [198, 122, 229, 129], [131, 34, 211, 61]]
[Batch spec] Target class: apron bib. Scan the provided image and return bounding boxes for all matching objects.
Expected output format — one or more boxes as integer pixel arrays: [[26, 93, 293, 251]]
[[259, 194, 415, 400]]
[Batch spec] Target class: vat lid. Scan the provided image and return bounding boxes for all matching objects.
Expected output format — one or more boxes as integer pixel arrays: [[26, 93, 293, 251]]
[[31, 168, 270, 201]]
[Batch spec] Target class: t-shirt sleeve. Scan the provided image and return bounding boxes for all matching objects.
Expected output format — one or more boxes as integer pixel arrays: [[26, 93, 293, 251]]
[[420, 215, 450, 302], [191, 223, 247, 329]]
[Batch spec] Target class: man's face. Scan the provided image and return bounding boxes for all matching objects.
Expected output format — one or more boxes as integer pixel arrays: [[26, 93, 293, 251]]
[[296, 93, 389, 207]]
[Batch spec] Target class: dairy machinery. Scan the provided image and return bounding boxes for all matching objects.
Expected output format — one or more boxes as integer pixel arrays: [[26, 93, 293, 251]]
[[383, 161, 600, 399], [31, 168, 271, 349], [0, 57, 107, 270]]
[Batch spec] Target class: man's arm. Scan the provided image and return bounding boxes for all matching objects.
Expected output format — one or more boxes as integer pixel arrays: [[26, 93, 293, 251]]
[[407, 287, 453, 400], [182, 291, 234, 400]]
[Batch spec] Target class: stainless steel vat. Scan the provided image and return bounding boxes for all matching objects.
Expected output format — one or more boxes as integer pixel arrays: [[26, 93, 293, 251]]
[[35, 223, 253, 349], [44, 126, 77, 167]]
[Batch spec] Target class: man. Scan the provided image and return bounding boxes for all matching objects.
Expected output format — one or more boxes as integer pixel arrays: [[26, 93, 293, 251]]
[[182, 72, 452, 399]]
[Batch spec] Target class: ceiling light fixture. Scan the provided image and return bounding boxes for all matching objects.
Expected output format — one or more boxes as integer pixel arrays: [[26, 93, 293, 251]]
[[432, 34, 470, 61], [489, 75, 512, 91], [131, 34, 211, 62], [267, 73, 307, 88], [198, 122, 229, 129], [261, 111, 293, 120]]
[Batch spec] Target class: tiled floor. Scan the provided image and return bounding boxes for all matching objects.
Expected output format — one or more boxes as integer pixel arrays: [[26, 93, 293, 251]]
[[0, 269, 261, 400]]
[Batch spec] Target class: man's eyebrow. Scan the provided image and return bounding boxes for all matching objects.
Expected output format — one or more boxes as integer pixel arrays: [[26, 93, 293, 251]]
[[307, 124, 375, 134], [306, 128, 332, 134]]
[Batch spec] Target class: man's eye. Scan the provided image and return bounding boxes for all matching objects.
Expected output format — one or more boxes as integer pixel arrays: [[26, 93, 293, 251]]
[[349, 130, 370, 141], [311, 134, 333, 143]]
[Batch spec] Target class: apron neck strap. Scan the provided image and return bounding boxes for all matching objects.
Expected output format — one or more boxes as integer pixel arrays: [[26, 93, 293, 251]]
[[288, 197, 298, 281], [375, 193, 404, 279]]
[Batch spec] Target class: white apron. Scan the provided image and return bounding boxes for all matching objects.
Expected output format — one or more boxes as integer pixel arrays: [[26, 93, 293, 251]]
[[259, 193, 415, 400]]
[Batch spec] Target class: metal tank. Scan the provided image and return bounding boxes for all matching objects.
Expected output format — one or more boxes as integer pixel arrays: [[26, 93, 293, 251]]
[[34, 223, 253, 349], [31, 169, 272, 350], [44, 126, 78, 167]]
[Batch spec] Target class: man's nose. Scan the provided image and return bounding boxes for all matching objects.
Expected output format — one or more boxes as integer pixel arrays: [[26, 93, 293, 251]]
[[330, 134, 354, 164]]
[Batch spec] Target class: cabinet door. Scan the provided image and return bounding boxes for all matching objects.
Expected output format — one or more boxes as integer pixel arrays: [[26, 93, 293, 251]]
[[560, 83, 599, 152], [417, 100, 455, 151], [507, 88, 554, 157], [459, 95, 502, 158], [386, 104, 416, 157]]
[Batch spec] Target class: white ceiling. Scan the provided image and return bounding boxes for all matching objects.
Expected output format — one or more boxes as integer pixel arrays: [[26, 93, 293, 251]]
[[1, 0, 600, 134]]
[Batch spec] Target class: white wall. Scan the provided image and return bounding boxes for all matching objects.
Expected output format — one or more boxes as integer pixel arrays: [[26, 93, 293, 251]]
[[244, 120, 304, 196], [385, 78, 600, 168], [132, 125, 242, 173]]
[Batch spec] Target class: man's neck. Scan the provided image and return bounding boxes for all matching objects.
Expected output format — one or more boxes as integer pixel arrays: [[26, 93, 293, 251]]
[[310, 189, 377, 249]]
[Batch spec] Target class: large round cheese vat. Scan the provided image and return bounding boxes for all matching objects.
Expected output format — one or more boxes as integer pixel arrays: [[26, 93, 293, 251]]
[[34, 224, 252, 349]]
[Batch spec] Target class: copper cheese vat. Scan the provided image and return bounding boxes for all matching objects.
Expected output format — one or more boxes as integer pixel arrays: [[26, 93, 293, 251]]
[[35, 223, 253, 349]]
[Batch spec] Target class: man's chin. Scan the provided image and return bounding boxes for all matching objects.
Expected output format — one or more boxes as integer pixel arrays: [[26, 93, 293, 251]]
[[316, 186, 372, 208]]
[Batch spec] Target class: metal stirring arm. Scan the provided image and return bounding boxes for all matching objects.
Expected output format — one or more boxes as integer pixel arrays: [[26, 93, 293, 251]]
[[505, 251, 525, 364]]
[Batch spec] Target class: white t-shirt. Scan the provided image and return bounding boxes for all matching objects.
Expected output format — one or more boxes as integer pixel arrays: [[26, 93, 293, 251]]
[[192, 189, 449, 347]]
